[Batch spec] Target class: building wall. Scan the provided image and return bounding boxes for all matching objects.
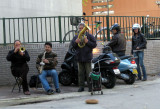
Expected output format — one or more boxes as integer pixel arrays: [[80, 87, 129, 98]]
[[0, 40, 160, 86], [113, 0, 160, 17], [0, 0, 82, 18], [83, 0, 160, 17]]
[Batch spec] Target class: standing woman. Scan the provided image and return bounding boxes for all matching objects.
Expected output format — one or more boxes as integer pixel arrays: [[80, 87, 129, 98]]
[[131, 23, 147, 81]]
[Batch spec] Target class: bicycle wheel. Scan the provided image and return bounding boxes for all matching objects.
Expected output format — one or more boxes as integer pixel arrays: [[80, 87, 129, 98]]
[[63, 30, 77, 43], [95, 27, 108, 41]]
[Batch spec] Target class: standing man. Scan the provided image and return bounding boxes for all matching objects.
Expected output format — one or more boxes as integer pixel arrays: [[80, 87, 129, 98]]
[[71, 23, 97, 92], [6, 40, 30, 95], [107, 23, 126, 56], [36, 42, 60, 95], [131, 23, 147, 81]]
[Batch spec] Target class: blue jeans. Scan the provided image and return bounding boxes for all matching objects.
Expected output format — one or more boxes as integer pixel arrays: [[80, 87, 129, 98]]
[[39, 69, 59, 92], [133, 51, 147, 79]]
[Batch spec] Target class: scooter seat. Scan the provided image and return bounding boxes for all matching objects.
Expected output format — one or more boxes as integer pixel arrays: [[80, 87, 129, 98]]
[[119, 55, 132, 60], [92, 54, 104, 63]]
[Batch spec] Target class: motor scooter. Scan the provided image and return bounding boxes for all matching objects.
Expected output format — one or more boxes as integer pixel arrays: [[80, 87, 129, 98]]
[[58, 45, 121, 89], [58, 45, 78, 86], [116, 55, 138, 84], [91, 45, 120, 88]]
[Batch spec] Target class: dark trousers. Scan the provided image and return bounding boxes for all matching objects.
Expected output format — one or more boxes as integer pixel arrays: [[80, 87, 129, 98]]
[[78, 62, 91, 88], [11, 63, 29, 92]]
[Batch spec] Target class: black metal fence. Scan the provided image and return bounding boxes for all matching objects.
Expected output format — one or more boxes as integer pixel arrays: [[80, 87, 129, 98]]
[[0, 16, 160, 45]]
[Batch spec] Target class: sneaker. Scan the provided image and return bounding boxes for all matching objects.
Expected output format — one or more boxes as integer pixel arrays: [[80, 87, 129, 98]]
[[56, 88, 61, 93], [47, 89, 54, 95], [78, 87, 84, 92], [24, 91, 31, 95]]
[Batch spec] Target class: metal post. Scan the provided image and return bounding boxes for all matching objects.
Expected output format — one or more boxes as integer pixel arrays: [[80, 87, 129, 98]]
[[3, 18, 6, 46], [107, 16, 110, 41], [107, 0, 109, 16], [142, 16, 145, 36], [106, 0, 110, 41], [58, 16, 62, 43]]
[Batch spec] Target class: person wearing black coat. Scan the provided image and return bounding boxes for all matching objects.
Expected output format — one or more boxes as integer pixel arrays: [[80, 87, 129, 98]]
[[107, 23, 126, 56], [72, 23, 97, 92], [6, 40, 30, 95], [131, 23, 147, 81]]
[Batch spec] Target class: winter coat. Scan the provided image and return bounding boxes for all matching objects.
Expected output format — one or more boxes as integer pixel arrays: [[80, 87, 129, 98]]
[[36, 51, 58, 70], [71, 32, 97, 62], [107, 33, 126, 52], [6, 49, 30, 68], [131, 33, 147, 54]]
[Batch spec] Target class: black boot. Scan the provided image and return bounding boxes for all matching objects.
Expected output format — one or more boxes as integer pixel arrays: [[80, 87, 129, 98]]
[[88, 83, 92, 92], [88, 88, 92, 92], [78, 87, 84, 92]]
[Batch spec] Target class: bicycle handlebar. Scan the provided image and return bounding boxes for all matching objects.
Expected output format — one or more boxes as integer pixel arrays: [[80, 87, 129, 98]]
[[81, 18, 88, 21], [94, 21, 102, 24]]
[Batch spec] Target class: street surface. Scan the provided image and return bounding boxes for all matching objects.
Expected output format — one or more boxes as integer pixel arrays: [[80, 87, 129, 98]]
[[3, 77, 160, 109]]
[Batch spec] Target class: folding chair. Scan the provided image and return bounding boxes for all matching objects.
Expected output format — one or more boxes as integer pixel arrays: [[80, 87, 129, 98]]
[[11, 77, 22, 93]]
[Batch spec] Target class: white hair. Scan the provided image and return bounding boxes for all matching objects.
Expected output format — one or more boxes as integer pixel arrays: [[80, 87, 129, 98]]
[[78, 23, 85, 29]]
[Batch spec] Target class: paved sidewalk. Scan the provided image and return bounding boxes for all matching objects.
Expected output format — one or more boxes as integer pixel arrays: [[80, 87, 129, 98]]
[[0, 74, 159, 107]]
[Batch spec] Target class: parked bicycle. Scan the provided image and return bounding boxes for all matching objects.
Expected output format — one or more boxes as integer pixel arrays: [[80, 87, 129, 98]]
[[62, 17, 88, 43], [141, 15, 160, 38], [92, 21, 108, 40]]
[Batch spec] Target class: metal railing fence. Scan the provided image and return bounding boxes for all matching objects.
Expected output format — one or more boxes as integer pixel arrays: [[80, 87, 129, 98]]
[[0, 16, 160, 45]]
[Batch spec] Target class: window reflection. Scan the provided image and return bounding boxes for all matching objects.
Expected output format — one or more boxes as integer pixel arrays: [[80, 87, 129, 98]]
[[92, 0, 113, 3], [92, 5, 113, 9], [92, 10, 114, 15]]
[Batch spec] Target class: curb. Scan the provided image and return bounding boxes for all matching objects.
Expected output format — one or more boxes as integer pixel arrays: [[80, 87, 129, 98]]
[[0, 92, 90, 107]]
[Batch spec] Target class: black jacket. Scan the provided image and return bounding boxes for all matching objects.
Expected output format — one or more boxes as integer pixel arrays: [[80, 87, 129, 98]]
[[131, 33, 147, 54], [36, 51, 58, 70], [107, 33, 126, 52], [71, 32, 97, 62], [6, 49, 30, 68]]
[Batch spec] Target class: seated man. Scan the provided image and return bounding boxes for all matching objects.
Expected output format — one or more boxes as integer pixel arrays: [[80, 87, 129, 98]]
[[6, 40, 30, 95], [36, 42, 61, 95]]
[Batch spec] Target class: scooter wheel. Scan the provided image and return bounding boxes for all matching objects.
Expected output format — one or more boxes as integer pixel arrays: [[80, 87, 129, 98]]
[[58, 70, 72, 86], [124, 71, 136, 84]]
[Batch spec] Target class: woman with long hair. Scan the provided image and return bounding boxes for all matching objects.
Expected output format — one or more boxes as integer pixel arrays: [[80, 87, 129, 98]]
[[131, 23, 147, 81]]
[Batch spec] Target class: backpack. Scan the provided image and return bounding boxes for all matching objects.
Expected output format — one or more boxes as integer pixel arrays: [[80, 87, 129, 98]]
[[29, 75, 41, 88]]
